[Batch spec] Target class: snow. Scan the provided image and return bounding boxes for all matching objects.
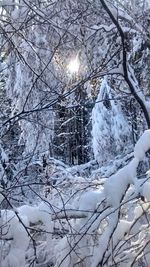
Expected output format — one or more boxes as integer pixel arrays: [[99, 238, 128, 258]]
[[92, 77, 131, 165], [0, 186, 4, 203], [1, 209, 29, 267], [0, 1, 150, 267], [134, 130, 150, 160], [107, 3, 118, 19], [91, 24, 114, 32], [0, 0, 14, 6], [2, 249, 26, 267], [1, 129, 150, 266], [134, 202, 149, 218], [104, 158, 139, 207], [91, 211, 119, 267], [111, 219, 132, 256], [141, 181, 150, 201], [0, 143, 9, 162], [77, 188, 104, 212], [146, 169, 150, 177], [104, 130, 150, 207], [1, 209, 29, 241], [18, 205, 41, 224]]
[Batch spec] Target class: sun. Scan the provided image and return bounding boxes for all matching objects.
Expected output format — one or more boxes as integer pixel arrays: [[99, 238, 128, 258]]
[[67, 56, 80, 74]]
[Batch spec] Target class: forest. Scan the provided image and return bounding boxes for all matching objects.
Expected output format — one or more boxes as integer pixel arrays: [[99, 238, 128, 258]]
[[0, 0, 150, 266]]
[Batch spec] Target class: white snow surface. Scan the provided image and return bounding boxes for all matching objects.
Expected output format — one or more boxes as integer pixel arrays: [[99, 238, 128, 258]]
[[134, 129, 150, 160], [1, 209, 29, 267], [77, 189, 104, 212], [104, 158, 139, 206], [104, 130, 150, 207], [142, 181, 150, 201]]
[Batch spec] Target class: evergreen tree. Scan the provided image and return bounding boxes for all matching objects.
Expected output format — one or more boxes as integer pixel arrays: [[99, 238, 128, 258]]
[[92, 77, 131, 164]]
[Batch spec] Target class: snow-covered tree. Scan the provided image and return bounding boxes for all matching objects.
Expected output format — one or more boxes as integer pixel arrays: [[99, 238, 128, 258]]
[[1, 0, 150, 163], [0, 1, 150, 266], [92, 77, 131, 164], [0, 130, 150, 267]]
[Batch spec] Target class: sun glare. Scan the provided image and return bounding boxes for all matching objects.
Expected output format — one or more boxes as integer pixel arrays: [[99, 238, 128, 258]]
[[67, 56, 80, 74]]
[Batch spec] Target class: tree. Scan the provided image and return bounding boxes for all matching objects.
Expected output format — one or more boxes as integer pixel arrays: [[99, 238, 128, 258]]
[[92, 77, 131, 165], [0, 130, 150, 267], [0, 1, 150, 266], [1, 0, 150, 162]]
